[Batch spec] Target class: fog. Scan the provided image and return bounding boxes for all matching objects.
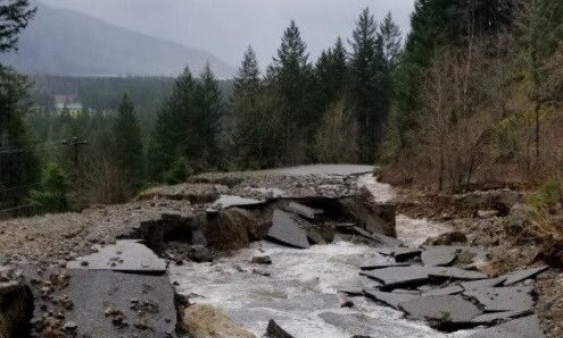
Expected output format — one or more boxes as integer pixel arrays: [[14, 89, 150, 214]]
[[39, 0, 415, 68]]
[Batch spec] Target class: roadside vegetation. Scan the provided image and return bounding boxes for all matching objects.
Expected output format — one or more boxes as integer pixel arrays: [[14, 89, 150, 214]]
[[0, 0, 562, 229]]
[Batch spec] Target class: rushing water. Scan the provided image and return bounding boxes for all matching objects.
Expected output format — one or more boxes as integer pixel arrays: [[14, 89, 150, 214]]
[[171, 174, 471, 338]]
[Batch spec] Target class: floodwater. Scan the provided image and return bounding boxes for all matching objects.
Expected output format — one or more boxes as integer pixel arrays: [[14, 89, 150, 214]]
[[171, 171, 467, 338]]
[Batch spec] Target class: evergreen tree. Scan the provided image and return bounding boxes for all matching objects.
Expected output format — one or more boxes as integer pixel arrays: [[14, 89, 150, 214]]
[[193, 64, 223, 164], [233, 46, 260, 100], [113, 93, 144, 190], [379, 12, 402, 69], [148, 65, 223, 180], [350, 7, 387, 162], [148, 67, 196, 180], [270, 20, 315, 162], [28, 162, 68, 213], [272, 20, 313, 123], [0, 0, 39, 204], [315, 37, 349, 109], [0, 0, 36, 53]]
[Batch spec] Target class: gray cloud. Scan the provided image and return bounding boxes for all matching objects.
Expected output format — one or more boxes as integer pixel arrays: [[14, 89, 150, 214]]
[[39, 0, 415, 69]]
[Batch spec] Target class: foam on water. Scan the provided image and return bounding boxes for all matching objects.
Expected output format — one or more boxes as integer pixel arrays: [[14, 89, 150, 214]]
[[170, 173, 471, 338], [170, 240, 474, 338]]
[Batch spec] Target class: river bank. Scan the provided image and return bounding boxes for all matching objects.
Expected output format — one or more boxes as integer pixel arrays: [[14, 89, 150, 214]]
[[0, 165, 560, 338], [384, 182, 563, 338]]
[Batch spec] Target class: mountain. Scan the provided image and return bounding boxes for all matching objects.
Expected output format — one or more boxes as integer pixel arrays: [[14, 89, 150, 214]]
[[0, 3, 235, 78]]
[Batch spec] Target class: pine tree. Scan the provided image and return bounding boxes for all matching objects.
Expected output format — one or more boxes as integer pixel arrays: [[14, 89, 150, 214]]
[[350, 7, 387, 162], [379, 12, 402, 69], [28, 162, 68, 213], [193, 64, 223, 163], [0, 0, 39, 204], [315, 37, 350, 109], [272, 20, 313, 125], [148, 67, 195, 180], [113, 93, 144, 190], [233, 46, 260, 100], [270, 20, 315, 163]]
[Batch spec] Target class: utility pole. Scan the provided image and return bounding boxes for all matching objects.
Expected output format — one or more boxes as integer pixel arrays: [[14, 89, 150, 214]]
[[63, 136, 88, 169]]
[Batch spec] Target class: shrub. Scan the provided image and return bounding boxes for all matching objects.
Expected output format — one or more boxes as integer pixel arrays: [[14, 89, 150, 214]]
[[28, 163, 68, 213]]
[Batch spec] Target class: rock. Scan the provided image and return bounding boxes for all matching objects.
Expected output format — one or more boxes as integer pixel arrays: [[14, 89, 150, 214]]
[[63, 321, 78, 331], [305, 227, 327, 245], [0, 276, 33, 338], [188, 245, 214, 263], [206, 208, 257, 251], [535, 239, 563, 268], [265, 319, 295, 338], [470, 261, 498, 278], [250, 256, 272, 265], [423, 232, 467, 246], [399, 295, 482, 325], [181, 304, 257, 338], [266, 210, 309, 249], [454, 189, 521, 216], [478, 210, 499, 218]]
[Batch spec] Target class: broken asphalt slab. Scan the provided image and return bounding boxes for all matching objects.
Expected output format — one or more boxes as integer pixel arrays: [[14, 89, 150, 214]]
[[40, 269, 177, 338], [361, 266, 487, 290], [266, 210, 310, 249], [360, 260, 411, 270], [67, 240, 166, 274], [470, 310, 533, 325], [466, 315, 546, 338], [363, 288, 420, 310], [463, 286, 535, 312], [461, 276, 507, 290], [421, 246, 458, 267], [284, 202, 323, 220], [211, 194, 265, 210], [502, 266, 548, 286], [352, 227, 403, 247], [376, 247, 422, 262], [399, 295, 482, 324], [422, 285, 464, 296]]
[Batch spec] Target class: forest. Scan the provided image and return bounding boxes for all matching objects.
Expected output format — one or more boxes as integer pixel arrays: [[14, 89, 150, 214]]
[[1, 0, 563, 216]]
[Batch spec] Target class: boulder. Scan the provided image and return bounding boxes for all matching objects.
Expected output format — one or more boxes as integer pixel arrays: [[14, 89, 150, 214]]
[[205, 208, 257, 251], [188, 245, 214, 263], [0, 271, 33, 338], [423, 232, 467, 246], [181, 304, 257, 338]]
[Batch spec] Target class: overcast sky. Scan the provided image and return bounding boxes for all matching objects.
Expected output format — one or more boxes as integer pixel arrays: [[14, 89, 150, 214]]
[[38, 0, 416, 69]]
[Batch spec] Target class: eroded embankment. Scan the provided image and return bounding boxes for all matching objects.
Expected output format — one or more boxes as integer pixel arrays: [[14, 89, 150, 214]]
[[0, 165, 559, 338]]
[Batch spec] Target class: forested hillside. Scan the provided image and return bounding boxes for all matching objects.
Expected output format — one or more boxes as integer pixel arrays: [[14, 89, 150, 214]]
[[1, 0, 563, 216], [381, 0, 563, 192]]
